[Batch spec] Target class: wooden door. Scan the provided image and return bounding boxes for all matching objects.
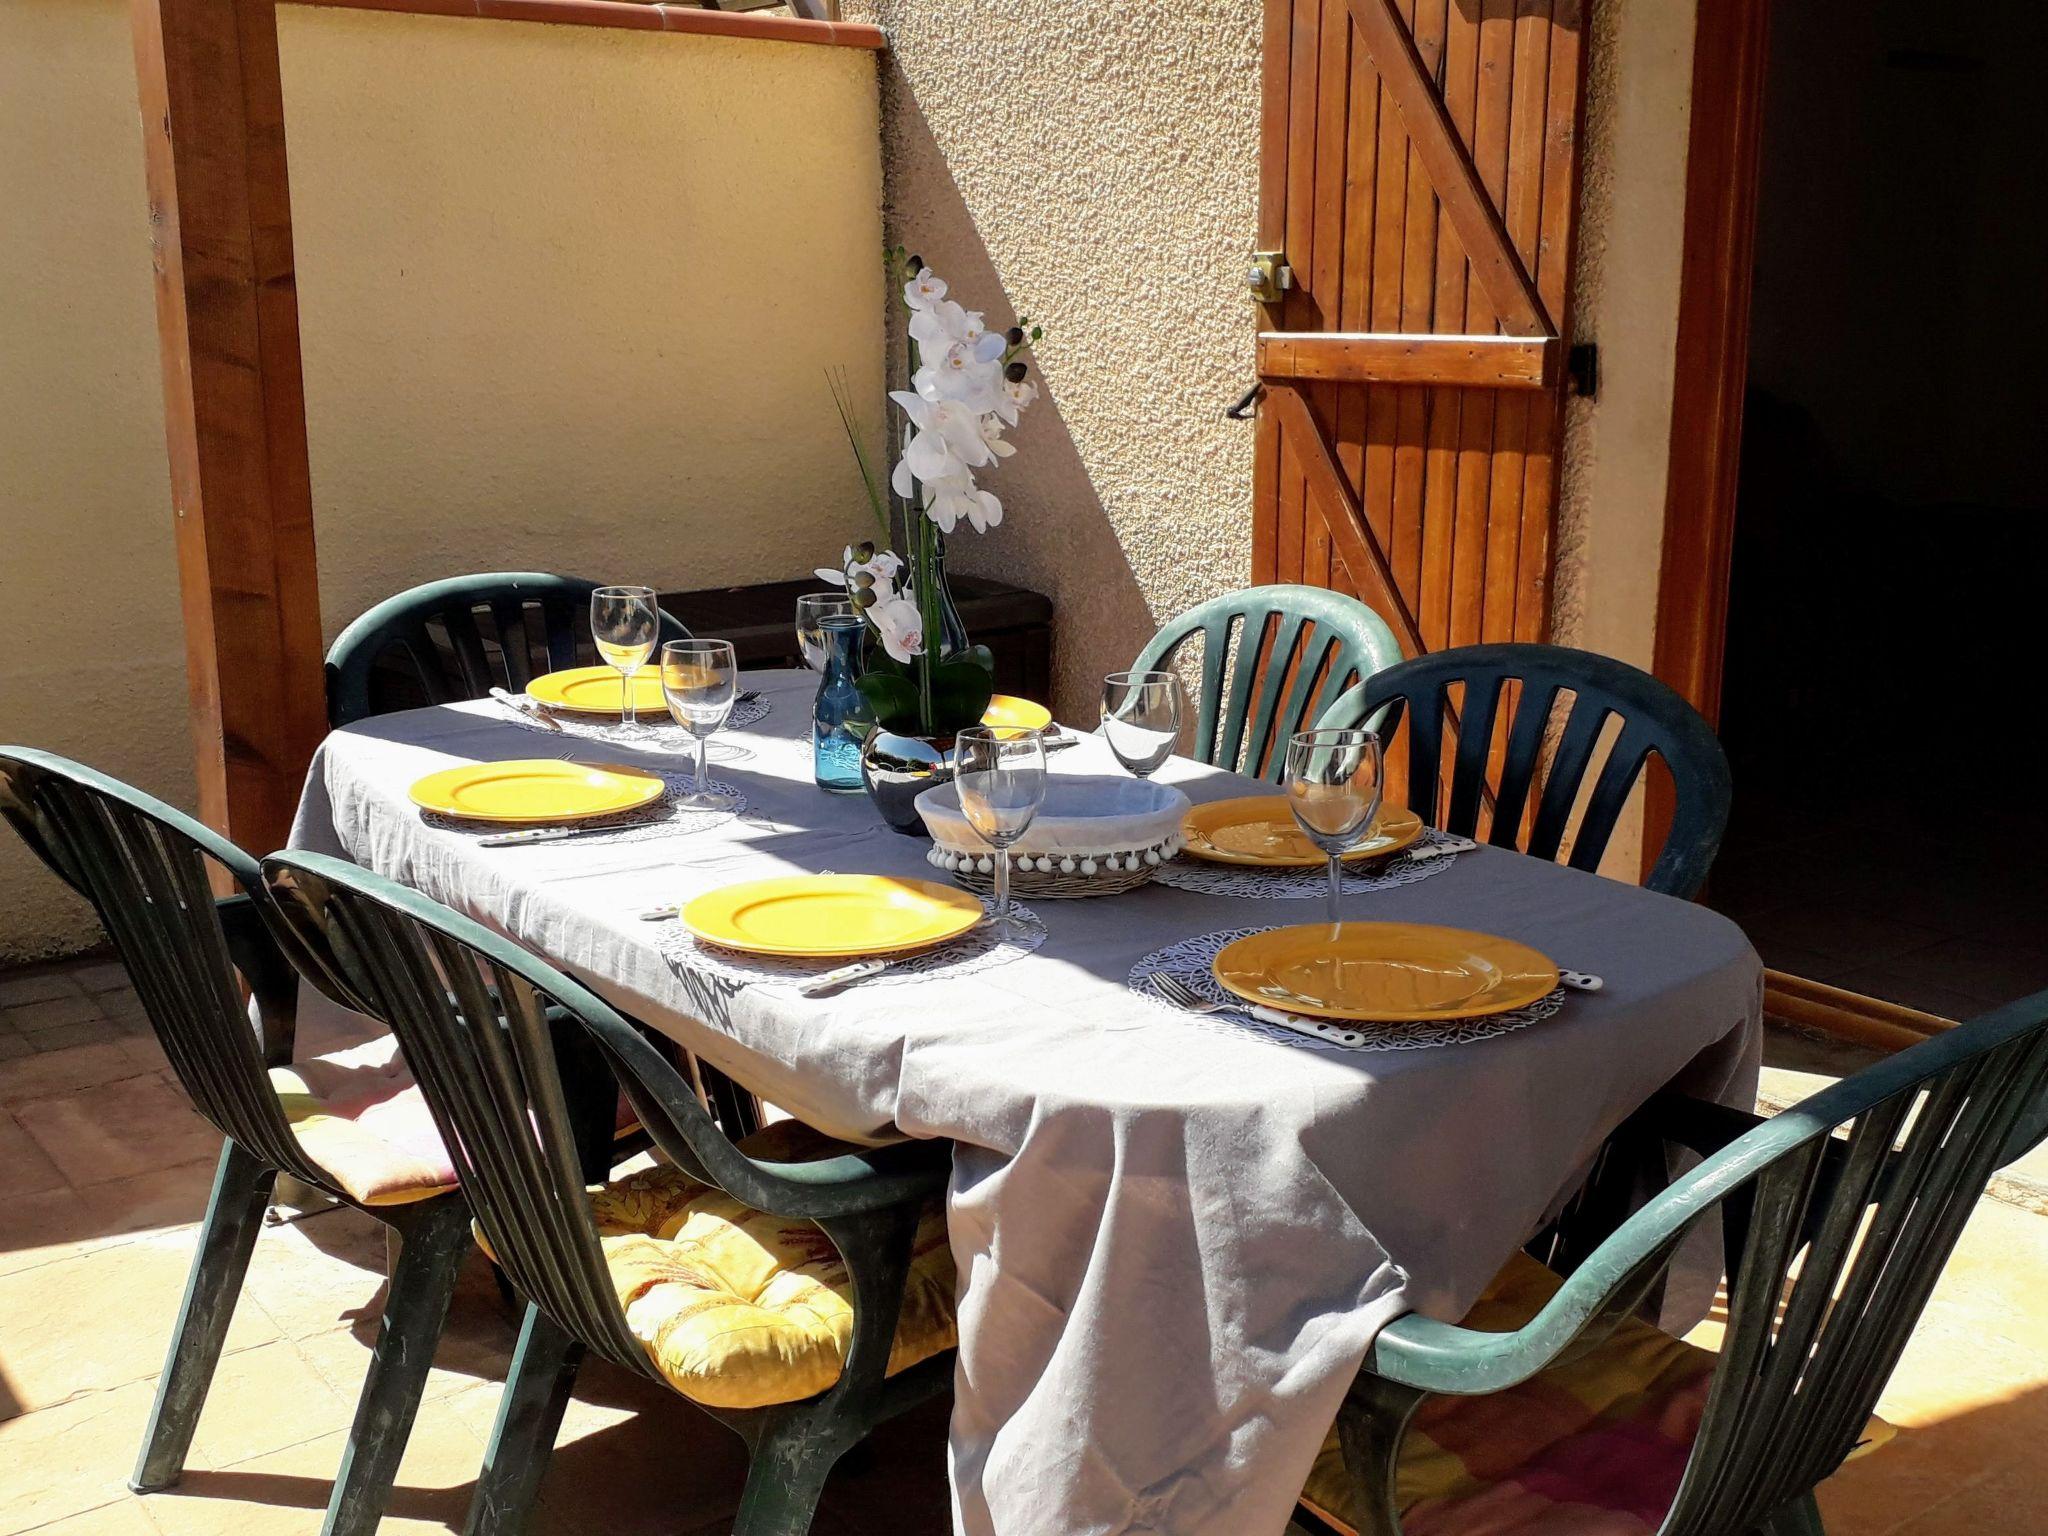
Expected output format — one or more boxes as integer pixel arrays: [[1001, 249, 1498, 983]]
[[1252, 0, 1587, 666]]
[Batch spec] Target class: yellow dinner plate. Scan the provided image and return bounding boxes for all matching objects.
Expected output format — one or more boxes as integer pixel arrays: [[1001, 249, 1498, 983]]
[[526, 665, 668, 717], [1213, 922, 1560, 1023], [408, 759, 665, 825], [982, 695, 1054, 736], [682, 875, 986, 959], [1180, 797, 1424, 867]]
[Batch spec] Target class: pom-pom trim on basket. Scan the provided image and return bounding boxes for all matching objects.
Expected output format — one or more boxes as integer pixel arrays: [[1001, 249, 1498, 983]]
[[927, 835, 1181, 898]]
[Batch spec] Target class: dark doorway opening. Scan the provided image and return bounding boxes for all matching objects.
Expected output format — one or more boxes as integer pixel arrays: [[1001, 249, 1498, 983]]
[[1703, 0, 2048, 1017]]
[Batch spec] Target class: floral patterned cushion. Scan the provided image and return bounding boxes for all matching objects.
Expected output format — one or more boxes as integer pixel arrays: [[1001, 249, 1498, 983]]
[[269, 1034, 459, 1207], [577, 1118, 958, 1411], [1301, 1251, 1895, 1536]]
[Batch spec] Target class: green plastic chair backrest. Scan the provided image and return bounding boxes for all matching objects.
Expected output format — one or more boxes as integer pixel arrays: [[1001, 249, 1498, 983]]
[[1132, 584, 1403, 783], [1374, 991, 2048, 1536], [324, 572, 691, 729], [259, 849, 942, 1384], [1354, 642, 1731, 898], [0, 749, 330, 1190]]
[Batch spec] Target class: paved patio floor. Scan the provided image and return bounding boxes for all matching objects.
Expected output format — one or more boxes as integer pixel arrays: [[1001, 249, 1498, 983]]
[[5, 955, 2045, 1536]]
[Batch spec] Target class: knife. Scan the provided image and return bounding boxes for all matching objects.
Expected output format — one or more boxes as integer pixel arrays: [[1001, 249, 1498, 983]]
[[477, 819, 658, 847]]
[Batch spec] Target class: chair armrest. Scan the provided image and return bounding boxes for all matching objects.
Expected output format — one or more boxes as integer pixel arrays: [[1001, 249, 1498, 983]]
[[593, 1014, 953, 1221], [1633, 1089, 1767, 1158]]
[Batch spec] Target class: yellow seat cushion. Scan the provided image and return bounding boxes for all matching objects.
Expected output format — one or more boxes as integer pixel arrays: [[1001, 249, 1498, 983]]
[[1303, 1251, 1895, 1535], [270, 1034, 459, 1207], [585, 1118, 958, 1411]]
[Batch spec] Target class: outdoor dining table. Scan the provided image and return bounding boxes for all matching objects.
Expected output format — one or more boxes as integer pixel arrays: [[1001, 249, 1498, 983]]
[[287, 666, 1764, 1536]]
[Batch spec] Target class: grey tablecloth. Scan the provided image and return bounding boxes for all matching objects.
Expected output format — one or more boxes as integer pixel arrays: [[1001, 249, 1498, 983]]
[[289, 668, 1762, 1536]]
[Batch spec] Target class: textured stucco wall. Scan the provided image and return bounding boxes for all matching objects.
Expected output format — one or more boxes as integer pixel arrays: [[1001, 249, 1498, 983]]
[[854, 0, 1699, 758], [844, 0, 1263, 722], [0, 2, 886, 960]]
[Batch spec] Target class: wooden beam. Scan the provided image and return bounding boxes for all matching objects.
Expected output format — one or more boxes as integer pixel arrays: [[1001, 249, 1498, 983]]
[[1340, 0, 1552, 338], [1258, 332, 1558, 389], [285, 0, 888, 48], [1645, 0, 1770, 882], [1766, 971, 1953, 1054], [132, 0, 328, 856]]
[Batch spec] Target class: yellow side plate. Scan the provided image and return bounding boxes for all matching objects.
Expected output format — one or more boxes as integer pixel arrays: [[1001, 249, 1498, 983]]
[[982, 695, 1053, 736], [408, 759, 665, 825], [682, 875, 986, 959], [1181, 797, 1424, 867], [526, 665, 667, 717], [1213, 923, 1559, 1023]]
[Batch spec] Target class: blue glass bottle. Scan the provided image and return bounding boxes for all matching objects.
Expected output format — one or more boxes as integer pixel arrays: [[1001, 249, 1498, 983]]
[[812, 614, 872, 793]]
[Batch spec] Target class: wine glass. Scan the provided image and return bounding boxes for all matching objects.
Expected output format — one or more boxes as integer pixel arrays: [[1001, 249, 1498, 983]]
[[953, 725, 1047, 939], [1284, 727, 1384, 928], [1101, 670, 1182, 778], [660, 639, 740, 812], [795, 593, 857, 671], [590, 585, 659, 727]]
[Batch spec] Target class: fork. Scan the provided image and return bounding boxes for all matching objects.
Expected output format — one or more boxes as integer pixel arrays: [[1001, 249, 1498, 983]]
[[1146, 970, 1367, 1050]]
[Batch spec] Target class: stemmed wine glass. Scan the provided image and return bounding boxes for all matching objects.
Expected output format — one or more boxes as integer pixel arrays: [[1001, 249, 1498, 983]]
[[1284, 727, 1384, 928], [795, 593, 857, 671], [659, 639, 740, 812], [590, 585, 659, 727], [953, 725, 1047, 940], [1101, 670, 1182, 778]]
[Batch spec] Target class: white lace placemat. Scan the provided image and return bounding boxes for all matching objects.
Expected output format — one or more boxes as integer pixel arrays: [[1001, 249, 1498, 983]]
[[1151, 828, 1465, 900], [1127, 926, 1567, 1053], [656, 897, 1046, 990], [500, 693, 772, 749], [422, 769, 747, 847]]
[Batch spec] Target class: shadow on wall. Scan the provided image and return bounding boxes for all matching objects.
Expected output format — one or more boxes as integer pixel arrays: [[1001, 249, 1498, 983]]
[[875, 64, 1159, 723]]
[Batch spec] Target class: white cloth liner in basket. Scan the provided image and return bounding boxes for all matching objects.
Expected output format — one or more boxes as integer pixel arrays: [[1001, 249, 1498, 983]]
[[916, 774, 1190, 891]]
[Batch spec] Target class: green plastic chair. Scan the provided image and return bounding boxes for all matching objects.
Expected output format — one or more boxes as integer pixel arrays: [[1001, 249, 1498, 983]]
[[259, 848, 957, 1536], [325, 572, 691, 728], [1132, 584, 1404, 783], [1355, 642, 1732, 898], [0, 748, 475, 1536], [1313, 988, 2048, 1536]]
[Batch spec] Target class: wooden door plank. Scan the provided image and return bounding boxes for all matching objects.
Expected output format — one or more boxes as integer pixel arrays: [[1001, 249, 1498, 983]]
[[131, 0, 327, 856], [1258, 332, 1557, 387], [1341, 0, 1551, 337], [1268, 384, 1425, 658]]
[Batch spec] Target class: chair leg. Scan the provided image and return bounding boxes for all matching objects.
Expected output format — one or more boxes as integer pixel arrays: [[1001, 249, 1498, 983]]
[[131, 1139, 278, 1493], [731, 1413, 849, 1536], [320, 1200, 473, 1536], [464, 1302, 585, 1536]]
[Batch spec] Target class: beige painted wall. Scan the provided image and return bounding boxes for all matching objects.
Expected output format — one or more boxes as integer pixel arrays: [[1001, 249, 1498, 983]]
[[861, 0, 1701, 875], [0, 2, 886, 960], [846, 0, 1262, 722]]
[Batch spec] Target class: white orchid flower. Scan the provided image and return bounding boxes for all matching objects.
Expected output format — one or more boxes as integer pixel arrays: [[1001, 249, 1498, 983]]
[[903, 268, 947, 311], [908, 299, 986, 356], [976, 415, 1016, 458], [892, 392, 995, 469], [869, 594, 926, 663], [816, 545, 904, 590], [987, 374, 1038, 428], [924, 474, 1003, 535]]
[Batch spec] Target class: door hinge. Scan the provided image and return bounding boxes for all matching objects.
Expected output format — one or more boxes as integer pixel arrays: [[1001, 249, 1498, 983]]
[[1567, 342, 1599, 398], [1247, 251, 1294, 306]]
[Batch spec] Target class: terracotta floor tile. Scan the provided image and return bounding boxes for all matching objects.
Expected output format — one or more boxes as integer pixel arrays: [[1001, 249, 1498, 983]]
[[15, 1074, 221, 1188], [181, 1339, 356, 1471], [0, 1375, 159, 1531], [0, 970, 86, 1008], [141, 1397, 490, 1536], [31, 1020, 126, 1054], [0, 1185, 95, 1277], [0, 1034, 35, 1063], [0, 1043, 149, 1108], [0, 1230, 277, 1415], [72, 962, 135, 995], [0, 1108, 67, 1199], [6, 992, 107, 1034], [29, 1496, 165, 1536]]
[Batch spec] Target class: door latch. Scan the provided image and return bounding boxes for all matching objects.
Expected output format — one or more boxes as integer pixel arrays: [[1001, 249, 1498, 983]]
[[1247, 251, 1293, 306]]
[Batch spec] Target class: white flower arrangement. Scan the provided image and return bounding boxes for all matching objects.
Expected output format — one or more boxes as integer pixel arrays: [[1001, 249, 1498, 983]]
[[823, 252, 1044, 734]]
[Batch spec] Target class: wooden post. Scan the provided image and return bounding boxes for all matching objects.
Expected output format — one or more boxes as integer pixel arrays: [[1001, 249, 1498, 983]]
[[130, 0, 326, 854]]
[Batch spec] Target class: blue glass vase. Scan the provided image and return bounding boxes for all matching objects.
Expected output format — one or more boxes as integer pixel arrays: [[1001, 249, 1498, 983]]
[[812, 615, 873, 793]]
